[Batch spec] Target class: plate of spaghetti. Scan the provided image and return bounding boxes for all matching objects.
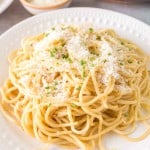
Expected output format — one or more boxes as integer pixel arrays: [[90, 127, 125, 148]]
[[0, 7, 150, 150]]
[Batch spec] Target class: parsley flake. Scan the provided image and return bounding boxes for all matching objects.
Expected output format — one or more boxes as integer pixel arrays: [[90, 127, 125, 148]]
[[90, 63, 95, 67], [120, 62, 124, 66], [71, 103, 77, 108], [48, 103, 52, 107], [117, 49, 121, 51], [89, 56, 95, 61], [50, 48, 57, 57], [67, 57, 73, 63], [89, 28, 94, 33], [128, 60, 133, 64], [45, 86, 50, 89], [121, 42, 124, 45], [124, 113, 128, 117], [45, 33, 49, 37], [46, 91, 51, 96], [103, 59, 107, 63], [51, 27, 55, 30], [62, 54, 69, 59], [80, 60, 86, 66], [82, 70, 86, 78], [54, 81, 58, 86], [76, 86, 81, 91]]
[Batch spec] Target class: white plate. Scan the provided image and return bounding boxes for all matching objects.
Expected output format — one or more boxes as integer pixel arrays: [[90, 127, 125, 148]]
[[0, 0, 13, 14], [0, 7, 150, 150]]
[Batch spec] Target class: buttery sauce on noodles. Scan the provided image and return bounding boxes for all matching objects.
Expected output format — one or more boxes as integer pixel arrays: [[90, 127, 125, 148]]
[[0, 25, 150, 150]]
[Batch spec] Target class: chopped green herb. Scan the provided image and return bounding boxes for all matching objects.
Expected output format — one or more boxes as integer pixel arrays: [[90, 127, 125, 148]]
[[67, 57, 73, 63], [45, 83, 57, 96], [124, 113, 128, 117], [82, 70, 86, 78], [62, 54, 69, 59], [45, 86, 50, 89], [51, 27, 55, 30], [46, 91, 51, 95], [61, 27, 66, 30], [103, 59, 107, 63], [54, 81, 58, 86], [90, 63, 95, 67], [71, 103, 77, 108], [50, 48, 57, 57], [45, 33, 49, 37], [50, 51, 55, 57], [89, 56, 95, 61], [80, 59, 86, 66], [89, 28, 94, 33], [120, 62, 124, 66], [117, 49, 121, 51], [108, 53, 112, 56], [80, 60, 87, 78], [52, 86, 56, 91], [76, 86, 81, 91], [54, 48, 58, 51], [61, 42, 66, 47], [128, 60, 133, 64], [138, 60, 143, 64], [48, 103, 52, 107], [121, 42, 124, 45]]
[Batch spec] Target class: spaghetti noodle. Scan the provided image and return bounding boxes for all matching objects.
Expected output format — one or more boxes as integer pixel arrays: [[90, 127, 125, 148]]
[[0, 25, 150, 150]]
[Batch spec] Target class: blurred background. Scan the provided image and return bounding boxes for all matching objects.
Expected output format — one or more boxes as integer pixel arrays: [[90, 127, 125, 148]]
[[0, 0, 150, 34]]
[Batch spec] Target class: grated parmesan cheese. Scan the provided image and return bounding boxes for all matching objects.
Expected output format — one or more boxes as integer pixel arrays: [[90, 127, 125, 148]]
[[34, 30, 63, 51], [100, 41, 120, 84], [66, 36, 89, 60], [17, 25, 133, 101]]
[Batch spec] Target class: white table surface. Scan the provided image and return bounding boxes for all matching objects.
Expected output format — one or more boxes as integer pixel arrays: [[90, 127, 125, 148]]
[[0, 0, 150, 34]]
